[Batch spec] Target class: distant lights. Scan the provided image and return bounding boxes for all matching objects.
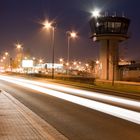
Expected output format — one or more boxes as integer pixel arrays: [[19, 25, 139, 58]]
[[5, 52, 9, 56], [59, 58, 64, 62]]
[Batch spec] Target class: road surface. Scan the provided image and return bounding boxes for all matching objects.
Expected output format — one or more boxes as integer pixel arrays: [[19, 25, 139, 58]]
[[0, 75, 139, 140]]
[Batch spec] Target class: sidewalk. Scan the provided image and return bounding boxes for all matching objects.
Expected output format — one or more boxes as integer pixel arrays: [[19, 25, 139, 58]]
[[0, 90, 68, 140]]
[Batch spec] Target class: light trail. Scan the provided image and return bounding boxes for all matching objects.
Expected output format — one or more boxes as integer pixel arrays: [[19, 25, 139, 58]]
[[0, 75, 140, 124], [0, 75, 140, 109]]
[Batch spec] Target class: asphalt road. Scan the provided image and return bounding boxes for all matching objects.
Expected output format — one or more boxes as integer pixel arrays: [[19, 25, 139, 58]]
[[0, 79, 140, 140]]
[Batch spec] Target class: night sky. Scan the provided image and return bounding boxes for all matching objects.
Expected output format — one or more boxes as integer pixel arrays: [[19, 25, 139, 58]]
[[0, 0, 140, 62]]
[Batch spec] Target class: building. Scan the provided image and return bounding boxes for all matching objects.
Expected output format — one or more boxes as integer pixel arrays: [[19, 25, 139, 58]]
[[119, 62, 140, 81], [90, 13, 130, 81]]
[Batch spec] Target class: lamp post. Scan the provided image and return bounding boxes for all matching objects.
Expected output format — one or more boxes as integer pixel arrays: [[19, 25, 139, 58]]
[[16, 43, 23, 51], [39, 59, 43, 64], [42, 20, 55, 79], [59, 58, 64, 64], [66, 31, 77, 74], [4, 52, 9, 70], [16, 43, 23, 65], [5, 52, 9, 56]]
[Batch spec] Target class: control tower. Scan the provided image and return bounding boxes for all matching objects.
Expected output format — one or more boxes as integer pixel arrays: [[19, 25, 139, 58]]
[[90, 14, 130, 80]]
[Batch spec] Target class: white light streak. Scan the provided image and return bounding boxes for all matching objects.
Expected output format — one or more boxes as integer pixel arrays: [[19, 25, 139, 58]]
[[0, 75, 140, 124], [0, 76, 139, 109]]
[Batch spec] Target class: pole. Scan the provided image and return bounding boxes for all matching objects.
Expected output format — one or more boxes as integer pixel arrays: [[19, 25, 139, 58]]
[[10, 57, 12, 72], [52, 27, 55, 79], [107, 40, 109, 80], [67, 36, 70, 75], [67, 36, 70, 64], [112, 62, 115, 86]]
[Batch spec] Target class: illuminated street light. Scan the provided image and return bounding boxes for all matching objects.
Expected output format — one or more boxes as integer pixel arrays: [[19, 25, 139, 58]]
[[59, 58, 63, 62], [5, 52, 9, 56], [4, 52, 10, 70], [39, 59, 43, 64], [66, 31, 78, 74], [59, 58, 64, 63], [67, 31, 78, 63], [16, 43, 23, 50], [79, 61, 81, 64], [15, 43, 23, 68], [70, 32, 77, 38], [66, 62, 69, 66], [2, 56, 6, 60], [73, 61, 77, 65], [96, 60, 99, 64], [92, 9, 100, 17], [85, 63, 89, 67], [42, 19, 56, 79], [42, 20, 53, 30]]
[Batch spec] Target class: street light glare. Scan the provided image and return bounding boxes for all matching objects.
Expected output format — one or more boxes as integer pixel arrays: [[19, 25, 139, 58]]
[[39, 59, 43, 63], [5, 52, 9, 56], [43, 20, 53, 30], [3, 56, 6, 60], [59, 58, 63, 62], [92, 9, 100, 17], [96, 60, 99, 64], [16, 43, 22, 49], [70, 32, 77, 38]]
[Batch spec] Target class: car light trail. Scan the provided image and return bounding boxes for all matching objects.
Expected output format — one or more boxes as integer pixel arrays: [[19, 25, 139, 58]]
[[0, 76, 140, 124], [0, 75, 140, 109]]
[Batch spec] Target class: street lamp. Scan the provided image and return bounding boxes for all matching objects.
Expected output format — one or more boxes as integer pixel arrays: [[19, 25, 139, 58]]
[[5, 52, 9, 56], [39, 59, 43, 64], [15, 43, 23, 69], [3, 56, 6, 60], [16, 43, 23, 51], [42, 19, 56, 79], [66, 31, 77, 74], [96, 60, 99, 64], [59, 58, 64, 63], [4, 52, 9, 69]]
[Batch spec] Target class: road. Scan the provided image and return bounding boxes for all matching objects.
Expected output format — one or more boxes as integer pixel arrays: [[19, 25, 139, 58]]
[[0, 75, 140, 140]]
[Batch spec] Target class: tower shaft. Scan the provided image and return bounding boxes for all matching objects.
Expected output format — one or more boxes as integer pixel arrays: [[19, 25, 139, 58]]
[[100, 39, 119, 80]]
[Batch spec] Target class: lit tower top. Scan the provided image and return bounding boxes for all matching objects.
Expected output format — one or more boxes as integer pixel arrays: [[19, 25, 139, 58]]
[[90, 14, 130, 41], [89, 12, 130, 81]]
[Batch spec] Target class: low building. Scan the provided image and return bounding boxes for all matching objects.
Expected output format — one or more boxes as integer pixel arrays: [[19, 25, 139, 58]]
[[119, 62, 140, 81]]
